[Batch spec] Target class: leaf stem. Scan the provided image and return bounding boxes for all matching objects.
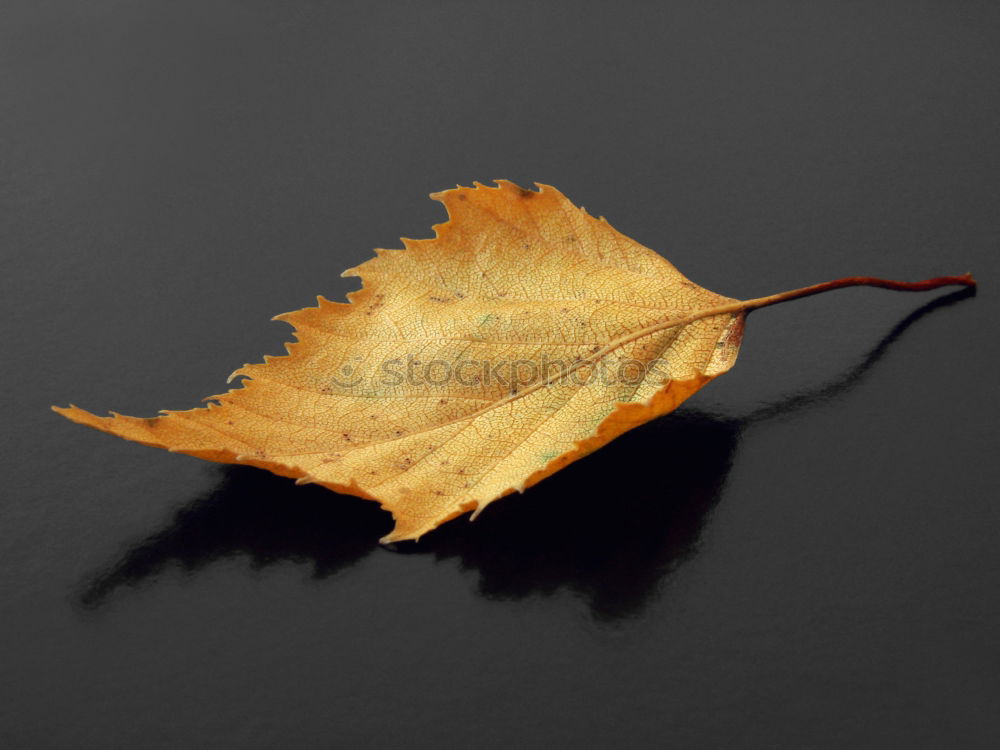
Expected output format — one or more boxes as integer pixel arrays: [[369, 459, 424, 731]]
[[741, 273, 976, 313]]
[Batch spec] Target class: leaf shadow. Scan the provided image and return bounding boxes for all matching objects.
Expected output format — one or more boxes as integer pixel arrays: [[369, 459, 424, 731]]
[[75, 287, 975, 620]]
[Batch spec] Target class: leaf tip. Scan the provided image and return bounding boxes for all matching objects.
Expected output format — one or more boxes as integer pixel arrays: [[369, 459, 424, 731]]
[[52, 404, 88, 424]]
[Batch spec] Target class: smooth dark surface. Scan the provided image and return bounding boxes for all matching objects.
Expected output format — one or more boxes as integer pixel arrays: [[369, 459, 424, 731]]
[[2, 2, 998, 748]]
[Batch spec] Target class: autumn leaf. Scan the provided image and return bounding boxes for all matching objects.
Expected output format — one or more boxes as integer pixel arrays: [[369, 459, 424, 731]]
[[54, 181, 975, 542]]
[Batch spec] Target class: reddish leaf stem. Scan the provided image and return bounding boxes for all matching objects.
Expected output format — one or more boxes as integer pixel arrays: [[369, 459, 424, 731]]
[[741, 273, 976, 313]]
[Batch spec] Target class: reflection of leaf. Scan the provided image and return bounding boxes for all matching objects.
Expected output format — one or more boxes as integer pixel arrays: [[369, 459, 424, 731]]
[[77, 409, 736, 618], [54, 181, 975, 542]]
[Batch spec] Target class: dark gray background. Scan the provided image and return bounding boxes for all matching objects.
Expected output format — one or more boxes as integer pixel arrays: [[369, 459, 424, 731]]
[[2, 1, 998, 748]]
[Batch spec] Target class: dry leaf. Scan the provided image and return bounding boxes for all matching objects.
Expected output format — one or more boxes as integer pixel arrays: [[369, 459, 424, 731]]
[[54, 181, 974, 542]]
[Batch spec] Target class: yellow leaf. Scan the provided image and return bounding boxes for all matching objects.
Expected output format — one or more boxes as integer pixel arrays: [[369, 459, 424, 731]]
[[53, 181, 974, 542]]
